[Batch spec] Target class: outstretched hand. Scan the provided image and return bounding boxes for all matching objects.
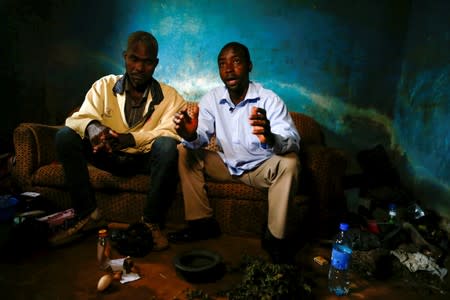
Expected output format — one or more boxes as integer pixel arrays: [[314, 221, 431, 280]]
[[173, 106, 199, 141], [248, 106, 274, 146]]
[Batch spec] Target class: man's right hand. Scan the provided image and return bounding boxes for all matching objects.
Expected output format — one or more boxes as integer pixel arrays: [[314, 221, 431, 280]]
[[173, 107, 199, 141]]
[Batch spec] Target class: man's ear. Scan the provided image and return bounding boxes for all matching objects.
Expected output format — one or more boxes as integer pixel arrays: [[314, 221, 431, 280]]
[[122, 50, 127, 59], [248, 61, 253, 72]]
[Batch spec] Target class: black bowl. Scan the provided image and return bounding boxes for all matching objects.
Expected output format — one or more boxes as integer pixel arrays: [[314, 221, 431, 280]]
[[173, 249, 225, 283]]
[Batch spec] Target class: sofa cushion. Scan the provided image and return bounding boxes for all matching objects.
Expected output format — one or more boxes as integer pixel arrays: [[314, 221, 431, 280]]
[[32, 164, 268, 201], [32, 164, 151, 193]]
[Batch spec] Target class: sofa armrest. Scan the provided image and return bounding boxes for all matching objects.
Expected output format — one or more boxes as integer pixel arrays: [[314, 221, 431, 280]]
[[12, 123, 63, 189], [300, 144, 348, 212]]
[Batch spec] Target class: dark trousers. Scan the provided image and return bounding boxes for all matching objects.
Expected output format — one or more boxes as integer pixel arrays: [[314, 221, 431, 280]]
[[55, 126, 179, 225]]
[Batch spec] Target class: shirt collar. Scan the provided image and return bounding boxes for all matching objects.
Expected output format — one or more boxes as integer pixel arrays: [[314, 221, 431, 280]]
[[218, 81, 260, 107], [112, 74, 150, 100]]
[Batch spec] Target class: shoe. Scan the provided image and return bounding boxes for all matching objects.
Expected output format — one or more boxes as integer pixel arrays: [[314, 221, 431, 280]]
[[167, 218, 221, 243], [81, 208, 103, 233], [49, 208, 101, 246], [141, 217, 169, 251], [261, 228, 295, 265]]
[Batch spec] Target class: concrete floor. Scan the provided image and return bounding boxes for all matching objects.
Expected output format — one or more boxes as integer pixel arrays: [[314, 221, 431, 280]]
[[0, 222, 448, 300]]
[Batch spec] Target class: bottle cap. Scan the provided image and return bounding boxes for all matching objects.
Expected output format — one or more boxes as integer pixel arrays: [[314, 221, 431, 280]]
[[98, 229, 108, 237], [339, 223, 349, 231]]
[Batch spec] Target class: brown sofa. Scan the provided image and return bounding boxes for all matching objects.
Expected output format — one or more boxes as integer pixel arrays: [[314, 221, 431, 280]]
[[12, 103, 347, 237]]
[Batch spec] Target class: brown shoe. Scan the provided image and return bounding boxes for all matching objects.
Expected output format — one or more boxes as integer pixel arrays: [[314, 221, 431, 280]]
[[141, 217, 169, 251], [49, 208, 102, 246]]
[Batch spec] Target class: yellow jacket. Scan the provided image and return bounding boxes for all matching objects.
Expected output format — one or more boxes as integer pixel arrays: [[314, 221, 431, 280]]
[[66, 74, 187, 153]]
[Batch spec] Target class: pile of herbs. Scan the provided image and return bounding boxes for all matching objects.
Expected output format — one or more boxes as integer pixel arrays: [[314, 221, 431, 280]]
[[219, 255, 312, 300], [185, 255, 312, 300], [181, 255, 313, 300]]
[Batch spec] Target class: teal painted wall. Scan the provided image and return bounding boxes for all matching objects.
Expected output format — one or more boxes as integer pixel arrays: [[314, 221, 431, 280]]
[[394, 0, 450, 216], [1, 0, 448, 217]]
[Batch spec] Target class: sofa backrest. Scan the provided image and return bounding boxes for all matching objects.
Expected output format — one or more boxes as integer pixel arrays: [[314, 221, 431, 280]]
[[289, 112, 325, 147], [185, 102, 325, 150]]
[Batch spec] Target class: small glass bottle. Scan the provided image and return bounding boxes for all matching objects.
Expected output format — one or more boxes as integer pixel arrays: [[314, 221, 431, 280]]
[[97, 229, 111, 271], [388, 203, 397, 224]]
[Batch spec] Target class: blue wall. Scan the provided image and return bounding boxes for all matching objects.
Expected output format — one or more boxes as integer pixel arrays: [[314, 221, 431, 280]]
[[2, 0, 449, 217], [395, 0, 450, 215]]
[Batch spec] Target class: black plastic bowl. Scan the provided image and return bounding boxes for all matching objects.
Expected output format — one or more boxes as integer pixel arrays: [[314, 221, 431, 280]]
[[173, 249, 225, 283]]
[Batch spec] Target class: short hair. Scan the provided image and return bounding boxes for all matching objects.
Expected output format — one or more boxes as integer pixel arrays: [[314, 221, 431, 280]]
[[126, 31, 158, 56], [218, 42, 251, 64]]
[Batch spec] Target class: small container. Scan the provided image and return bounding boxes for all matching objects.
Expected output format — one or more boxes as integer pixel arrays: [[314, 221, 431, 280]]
[[97, 229, 112, 271], [123, 256, 134, 274], [388, 203, 397, 224]]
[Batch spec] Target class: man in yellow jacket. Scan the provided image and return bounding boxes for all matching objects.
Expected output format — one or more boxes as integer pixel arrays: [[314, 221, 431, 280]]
[[52, 31, 186, 249]]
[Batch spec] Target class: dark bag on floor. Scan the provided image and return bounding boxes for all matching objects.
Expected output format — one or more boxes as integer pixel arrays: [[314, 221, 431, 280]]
[[110, 223, 154, 257]]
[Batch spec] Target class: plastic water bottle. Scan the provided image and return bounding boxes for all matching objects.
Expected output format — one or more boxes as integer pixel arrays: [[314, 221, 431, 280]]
[[328, 223, 352, 296]]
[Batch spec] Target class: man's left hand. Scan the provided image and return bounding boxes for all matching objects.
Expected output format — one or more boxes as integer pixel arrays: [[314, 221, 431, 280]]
[[248, 107, 275, 146], [106, 131, 136, 151]]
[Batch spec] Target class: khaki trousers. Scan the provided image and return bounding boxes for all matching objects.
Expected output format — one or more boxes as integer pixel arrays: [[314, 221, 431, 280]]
[[177, 144, 300, 239]]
